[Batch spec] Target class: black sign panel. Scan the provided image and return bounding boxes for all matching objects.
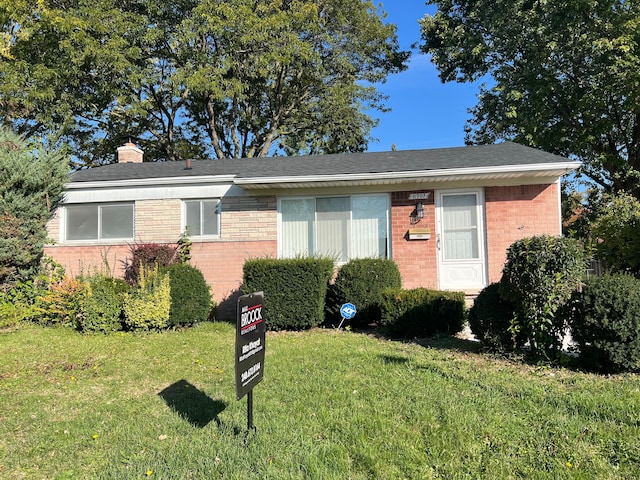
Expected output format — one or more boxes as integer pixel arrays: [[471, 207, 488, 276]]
[[235, 291, 266, 400]]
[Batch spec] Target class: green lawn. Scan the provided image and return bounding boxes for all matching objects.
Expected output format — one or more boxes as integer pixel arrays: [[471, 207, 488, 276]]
[[1, 322, 639, 479]]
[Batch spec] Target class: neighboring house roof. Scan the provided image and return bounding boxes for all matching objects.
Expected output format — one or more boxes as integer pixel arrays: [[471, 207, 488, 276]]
[[68, 141, 579, 190]]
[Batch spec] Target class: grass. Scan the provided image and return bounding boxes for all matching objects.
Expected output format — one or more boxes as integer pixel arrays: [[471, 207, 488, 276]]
[[1, 322, 639, 479]]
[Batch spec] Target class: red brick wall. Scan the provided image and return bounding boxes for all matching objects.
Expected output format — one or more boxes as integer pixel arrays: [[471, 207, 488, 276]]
[[485, 183, 560, 283], [43, 245, 131, 279], [45, 240, 277, 319], [390, 191, 438, 289], [189, 240, 277, 318]]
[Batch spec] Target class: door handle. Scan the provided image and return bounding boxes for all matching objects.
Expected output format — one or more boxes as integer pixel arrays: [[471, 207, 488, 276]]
[[436, 234, 441, 250]]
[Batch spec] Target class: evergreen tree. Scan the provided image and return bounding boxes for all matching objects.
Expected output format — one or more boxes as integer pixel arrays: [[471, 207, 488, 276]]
[[0, 128, 69, 288]]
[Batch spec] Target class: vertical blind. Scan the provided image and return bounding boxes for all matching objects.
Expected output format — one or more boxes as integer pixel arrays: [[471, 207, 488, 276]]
[[281, 195, 388, 261]]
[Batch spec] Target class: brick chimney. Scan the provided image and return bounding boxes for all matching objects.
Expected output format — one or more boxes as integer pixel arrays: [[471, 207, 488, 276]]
[[117, 141, 144, 163]]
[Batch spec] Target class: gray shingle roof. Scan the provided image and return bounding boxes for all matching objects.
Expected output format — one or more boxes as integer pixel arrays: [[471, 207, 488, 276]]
[[70, 141, 574, 184]]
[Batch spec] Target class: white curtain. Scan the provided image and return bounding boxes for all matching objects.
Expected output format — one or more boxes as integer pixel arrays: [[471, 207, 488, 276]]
[[281, 199, 314, 258], [352, 195, 387, 258], [316, 197, 350, 263], [281, 195, 389, 262]]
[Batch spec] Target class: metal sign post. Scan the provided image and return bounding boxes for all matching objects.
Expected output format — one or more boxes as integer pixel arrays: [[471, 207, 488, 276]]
[[235, 291, 266, 432], [337, 302, 357, 330]]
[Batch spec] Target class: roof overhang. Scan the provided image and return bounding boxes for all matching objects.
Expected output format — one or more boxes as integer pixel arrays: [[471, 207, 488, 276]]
[[65, 175, 237, 190], [233, 162, 580, 190]]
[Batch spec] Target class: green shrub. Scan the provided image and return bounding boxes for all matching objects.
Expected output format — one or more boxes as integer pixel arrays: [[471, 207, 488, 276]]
[[468, 283, 524, 351], [123, 265, 171, 331], [379, 287, 465, 338], [124, 243, 178, 286], [78, 275, 128, 333], [242, 257, 334, 331], [162, 263, 212, 326], [325, 258, 402, 327], [0, 298, 36, 328], [0, 279, 45, 325], [36, 277, 87, 327], [570, 273, 640, 373], [499, 235, 586, 358], [589, 191, 640, 276]]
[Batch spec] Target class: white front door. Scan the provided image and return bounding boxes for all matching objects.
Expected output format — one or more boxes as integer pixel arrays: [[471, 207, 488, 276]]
[[436, 189, 487, 291]]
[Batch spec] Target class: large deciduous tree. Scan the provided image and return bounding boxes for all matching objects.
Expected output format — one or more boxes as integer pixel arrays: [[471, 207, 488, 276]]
[[0, 0, 408, 166], [419, 0, 640, 196], [0, 128, 69, 289]]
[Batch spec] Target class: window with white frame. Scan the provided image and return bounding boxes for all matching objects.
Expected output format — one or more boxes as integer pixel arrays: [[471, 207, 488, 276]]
[[65, 203, 134, 241], [183, 199, 220, 237], [280, 194, 389, 262]]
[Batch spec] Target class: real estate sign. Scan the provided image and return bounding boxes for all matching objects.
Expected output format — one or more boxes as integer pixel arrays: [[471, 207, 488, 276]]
[[235, 291, 266, 401]]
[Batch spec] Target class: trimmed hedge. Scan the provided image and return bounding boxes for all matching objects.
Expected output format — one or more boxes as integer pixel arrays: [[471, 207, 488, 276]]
[[162, 263, 213, 326], [570, 273, 640, 373], [242, 257, 334, 331], [379, 287, 465, 338], [325, 258, 402, 327], [468, 282, 524, 351]]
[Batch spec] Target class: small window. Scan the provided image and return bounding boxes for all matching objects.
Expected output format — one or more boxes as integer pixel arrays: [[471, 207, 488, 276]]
[[65, 203, 134, 241], [184, 199, 220, 237]]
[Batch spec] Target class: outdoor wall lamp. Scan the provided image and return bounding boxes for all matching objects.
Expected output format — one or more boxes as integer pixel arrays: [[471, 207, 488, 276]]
[[416, 201, 424, 219]]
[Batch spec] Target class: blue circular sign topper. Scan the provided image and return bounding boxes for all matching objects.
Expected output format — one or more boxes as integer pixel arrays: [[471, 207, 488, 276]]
[[340, 303, 357, 320]]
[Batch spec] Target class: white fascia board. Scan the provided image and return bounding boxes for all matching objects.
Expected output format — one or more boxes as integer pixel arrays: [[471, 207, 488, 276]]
[[233, 162, 580, 188], [65, 175, 236, 190]]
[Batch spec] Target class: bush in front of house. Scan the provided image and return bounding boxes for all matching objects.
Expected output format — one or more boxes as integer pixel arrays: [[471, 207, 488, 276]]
[[162, 263, 213, 326], [123, 265, 171, 330], [569, 273, 640, 373], [499, 235, 586, 358], [379, 287, 465, 338], [78, 274, 129, 333], [37, 276, 87, 327], [242, 257, 334, 331], [124, 243, 178, 286], [325, 258, 402, 327], [468, 282, 525, 352]]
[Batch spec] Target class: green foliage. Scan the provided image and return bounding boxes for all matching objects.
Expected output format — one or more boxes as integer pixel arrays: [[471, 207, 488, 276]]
[[242, 257, 334, 331], [570, 274, 640, 373], [0, 128, 68, 288], [1, 1, 408, 165], [124, 243, 178, 286], [78, 275, 128, 334], [499, 235, 586, 358], [162, 263, 212, 326], [326, 258, 402, 327], [35, 277, 87, 327], [468, 283, 524, 352], [589, 191, 640, 276], [123, 265, 171, 331], [176, 229, 192, 264], [419, 0, 640, 195], [0, 295, 37, 328], [379, 287, 466, 338], [0, 256, 68, 327]]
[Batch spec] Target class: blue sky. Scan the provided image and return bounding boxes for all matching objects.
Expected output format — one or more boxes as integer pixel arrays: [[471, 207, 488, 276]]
[[369, 2, 484, 152]]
